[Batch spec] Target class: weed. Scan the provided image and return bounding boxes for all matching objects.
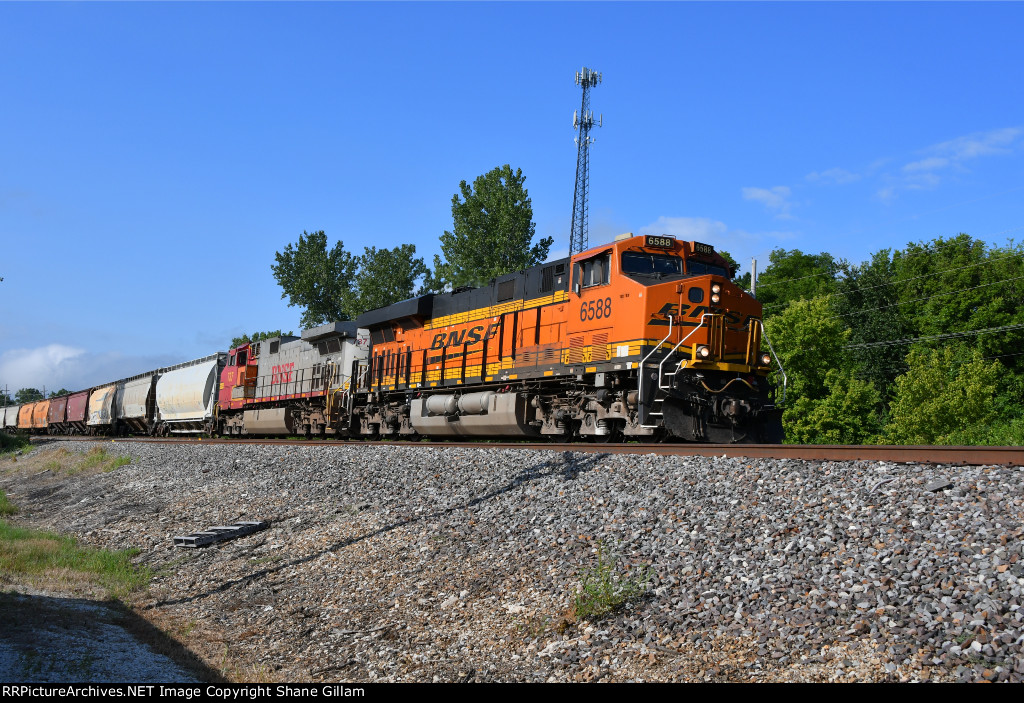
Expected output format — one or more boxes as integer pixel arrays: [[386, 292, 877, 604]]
[[572, 542, 651, 622], [78, 447, 131, 472], [105, 456, 132, 472], [516, 614, 551, 639], [179, 620, 198, 638], [36, 447, 133, 475], [156, 552, 194, 577], [0, 490, 17, 517], [247, 662, 276, 683]]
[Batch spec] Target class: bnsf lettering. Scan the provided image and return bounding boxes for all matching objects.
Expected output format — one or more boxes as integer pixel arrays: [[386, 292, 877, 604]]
[[429, 323, 500, 350], [271, 363, 295, 384], [649, 303, 746, 327]]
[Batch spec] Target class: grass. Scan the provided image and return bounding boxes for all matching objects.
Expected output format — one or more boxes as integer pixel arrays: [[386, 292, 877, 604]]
[[38, 446, 132, 475], [573, 543, 651, 622], [0, 432, 32, 458], [0, 489, 17, 517], [0, 518, 151, 599]]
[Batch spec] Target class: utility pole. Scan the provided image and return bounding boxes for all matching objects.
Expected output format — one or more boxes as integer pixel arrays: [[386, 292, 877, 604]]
[[751, 258, 758, 297], [569, 67, 602, 260]]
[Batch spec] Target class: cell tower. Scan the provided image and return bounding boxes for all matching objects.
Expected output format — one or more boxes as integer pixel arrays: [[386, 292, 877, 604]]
[[569, 67, 602, 259]]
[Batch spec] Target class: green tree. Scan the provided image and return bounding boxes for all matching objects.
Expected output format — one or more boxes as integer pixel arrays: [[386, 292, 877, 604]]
[[272, 230, 358, 329], [47, 389, 71, 398], [764, 296, 849, 401], [764, 297, 882, 443], [230, 330, 295, 349], [718, 250, 748, 288], [833, 249, 914, 402], [784, 369, 882, 445], [427, 165, 553, 291], [891, 234, 989, 340], [756, 249, 840, 315], [883, 346, 1001, 445], [351, 244, 429, 315], [15, 388, 44, 404]]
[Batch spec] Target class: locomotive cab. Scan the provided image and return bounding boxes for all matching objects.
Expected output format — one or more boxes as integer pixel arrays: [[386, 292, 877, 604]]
[[567, 233, 782, 443]]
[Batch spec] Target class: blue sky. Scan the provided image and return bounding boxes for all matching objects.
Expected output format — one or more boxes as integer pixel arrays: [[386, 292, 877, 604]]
[[2, 1, 1023, 394]]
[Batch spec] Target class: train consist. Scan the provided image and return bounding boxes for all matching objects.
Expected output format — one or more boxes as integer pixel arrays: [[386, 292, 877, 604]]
[[3, 234, 785, 443]]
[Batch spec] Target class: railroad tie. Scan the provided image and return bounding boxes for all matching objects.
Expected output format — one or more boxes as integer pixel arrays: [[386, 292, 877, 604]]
[[173, 520, 269, 548]]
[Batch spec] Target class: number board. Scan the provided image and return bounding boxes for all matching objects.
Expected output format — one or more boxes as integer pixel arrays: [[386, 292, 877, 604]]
[[644, 235, 675, 249], [691, 241, 715, 256]]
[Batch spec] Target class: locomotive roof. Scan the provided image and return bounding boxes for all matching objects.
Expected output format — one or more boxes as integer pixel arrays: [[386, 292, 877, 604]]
[[301, 320, 363, 342], [355, 257, 571, 329]]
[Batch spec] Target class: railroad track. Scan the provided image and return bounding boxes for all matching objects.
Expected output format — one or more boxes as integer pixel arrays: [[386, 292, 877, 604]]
[[28, 435, 1024, 466]]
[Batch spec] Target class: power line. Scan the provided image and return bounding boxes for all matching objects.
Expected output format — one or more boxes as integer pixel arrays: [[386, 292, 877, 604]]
[[826, 272, 1024, 320], [825, 246, 1024, 303], [844, 322, 1024, 350], [757, 224, 1024, 293]]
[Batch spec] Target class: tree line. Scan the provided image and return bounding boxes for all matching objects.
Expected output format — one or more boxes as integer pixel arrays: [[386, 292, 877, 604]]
[[760, 234, 1024, 445]]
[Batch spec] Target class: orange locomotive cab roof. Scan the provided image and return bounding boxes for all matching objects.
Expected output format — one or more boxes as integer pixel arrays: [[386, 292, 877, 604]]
[[571, 234, 735, 284], [573, 234, 733, 274]]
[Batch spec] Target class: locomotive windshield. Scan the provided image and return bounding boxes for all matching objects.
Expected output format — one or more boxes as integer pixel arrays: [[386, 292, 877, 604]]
[[621, 251, 730, 282], [685, 260, 730, 278], [621, 251, 683, 276]]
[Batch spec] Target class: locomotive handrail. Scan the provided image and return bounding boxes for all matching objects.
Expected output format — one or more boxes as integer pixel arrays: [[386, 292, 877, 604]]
[[755, 319, 787, 405], [637, 314, 673, 424], [658, 313, 714, 384]]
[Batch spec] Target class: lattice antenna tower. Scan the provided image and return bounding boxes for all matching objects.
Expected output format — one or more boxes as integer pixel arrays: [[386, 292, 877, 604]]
[[569, 67, 602, 259]]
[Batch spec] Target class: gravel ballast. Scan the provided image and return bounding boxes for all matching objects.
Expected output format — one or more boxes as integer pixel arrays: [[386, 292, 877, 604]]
[[2, 439, 1022, 682]]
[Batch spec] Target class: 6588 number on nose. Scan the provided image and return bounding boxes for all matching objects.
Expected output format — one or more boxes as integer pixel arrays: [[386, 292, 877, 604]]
[[580, 297, 613, 321]]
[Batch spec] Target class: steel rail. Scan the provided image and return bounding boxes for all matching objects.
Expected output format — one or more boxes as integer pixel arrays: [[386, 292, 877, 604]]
[[27, 436, 1024, 466]]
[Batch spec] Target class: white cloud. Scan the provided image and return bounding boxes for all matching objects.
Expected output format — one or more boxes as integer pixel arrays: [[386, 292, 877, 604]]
[[741, 186, 794, 218], [902, 156, 949, 173], [0, 345, 179, 394], [893, 126, 1023, 192], [806, 168, 860, 185], [932, 127, 1021, 161]]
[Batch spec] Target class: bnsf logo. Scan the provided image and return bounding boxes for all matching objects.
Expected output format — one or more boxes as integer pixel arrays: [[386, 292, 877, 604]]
[[271, 363, 295, 383], [649, 303, 756, 327], [429, 323, 501, 350]]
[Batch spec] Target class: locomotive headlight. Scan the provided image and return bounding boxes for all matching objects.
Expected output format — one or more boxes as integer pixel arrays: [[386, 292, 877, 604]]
[[761, 352, 772, 366], [711, 293, 721, 304], [697, 345, 711, 359], [711, 283, 721, 294]]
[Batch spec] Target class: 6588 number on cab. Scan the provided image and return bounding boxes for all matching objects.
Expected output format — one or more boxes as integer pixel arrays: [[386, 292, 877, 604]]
[[580, 297, 613, 322]]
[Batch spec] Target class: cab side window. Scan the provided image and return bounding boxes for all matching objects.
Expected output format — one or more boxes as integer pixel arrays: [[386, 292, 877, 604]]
[[573, 252, 611, 294]]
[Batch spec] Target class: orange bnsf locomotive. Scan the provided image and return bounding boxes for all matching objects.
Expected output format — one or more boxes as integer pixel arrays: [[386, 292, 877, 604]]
[[345, 233, 784, 443]]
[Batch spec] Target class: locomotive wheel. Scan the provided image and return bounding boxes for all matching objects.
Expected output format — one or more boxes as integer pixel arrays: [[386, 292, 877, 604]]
[[585, 429, 620, 444]]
